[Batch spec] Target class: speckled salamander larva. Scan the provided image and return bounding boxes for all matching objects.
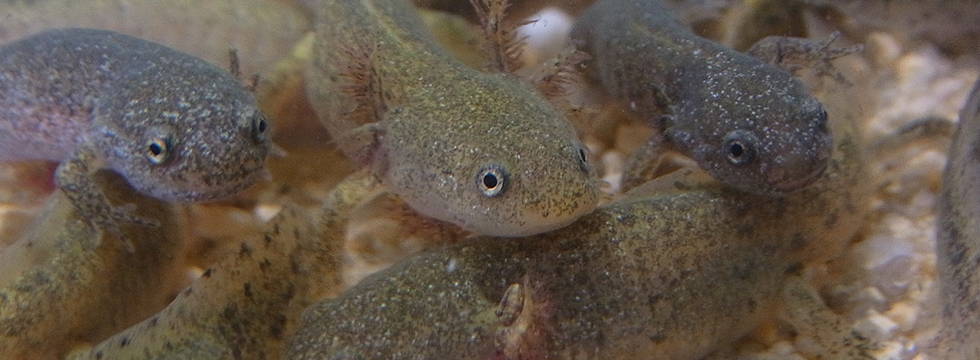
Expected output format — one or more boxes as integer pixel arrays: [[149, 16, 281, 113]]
[[571, 0, 834, 196], [286, 100, 866, 359], [0, 28, 273, 248], [307, 0, 599, 236]]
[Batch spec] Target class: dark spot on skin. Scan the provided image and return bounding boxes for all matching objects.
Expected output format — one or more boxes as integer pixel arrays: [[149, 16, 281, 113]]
[[244, 283, 253, 298], [282, 283, 297, 301], [272, 223, 281, 235], [949, 237, 967, 266], [223, 306, 236, 320], [731, 262, 753, 280], [263, 234, 273, 245], [648, 293, 665, 307], [203, 268, 213, 278], [789, 232, 808, 251], [150, 316, 159, 326], [968, 299, 980, 314], [239, 242, 253, 257], [784, 262, 804, 275], [259, 259, 273, 271], [732, 200, 752, 217], [736, 222, 754, 236], [183, 288, 193, 296], [120, 336, 129, 347], [270, 313, 287, 339], [824, 211, 838, 228], [649, 331, 667, 344], [96, 351, 104, 359]]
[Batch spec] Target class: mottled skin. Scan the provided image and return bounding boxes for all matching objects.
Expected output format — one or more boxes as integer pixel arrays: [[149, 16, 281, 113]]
[[307, 0, 599, 237], [287, 106, 866, 359], [0, 170, 185, 360], [66, 172, 375, 360], [936, 78, 980, 359], [779, 275, 880, 359], [0, 28, 273, 245], [67, 170, 473, 360], [571, 0, 833, 196]]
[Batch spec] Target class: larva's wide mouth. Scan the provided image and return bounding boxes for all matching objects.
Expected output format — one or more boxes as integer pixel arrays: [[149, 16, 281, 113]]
[[770, 160, 828, 194], [761, 148, 831, 195], [473, 203, 597, 237], [142, 153, 270, 203], [458, 179, 602, 238]]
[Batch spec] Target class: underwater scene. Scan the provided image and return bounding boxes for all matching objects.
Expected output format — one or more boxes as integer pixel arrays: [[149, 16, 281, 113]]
[[0, 0, 978, 359]]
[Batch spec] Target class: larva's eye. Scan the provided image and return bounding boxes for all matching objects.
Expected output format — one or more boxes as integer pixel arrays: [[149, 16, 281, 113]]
[[146, 136, 173, 164], [722, 130, 757, 166], [144, 125, 177, 165], [577, 146, 591, 173], [477, 164, 508, 197], [251, 112, 269, 143]]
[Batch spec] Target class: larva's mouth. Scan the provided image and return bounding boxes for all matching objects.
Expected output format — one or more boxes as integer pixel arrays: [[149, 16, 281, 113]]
[[768, 158, 829, 194], [153, 157, 270, 203]]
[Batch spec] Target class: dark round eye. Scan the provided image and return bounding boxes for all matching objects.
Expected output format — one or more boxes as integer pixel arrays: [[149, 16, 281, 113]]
[[251, 113, 269, 142], [477, 165, 508, 197], [723, 130, 757, 166], [577, 147, 590, 173], [146, 136, 172, 164]]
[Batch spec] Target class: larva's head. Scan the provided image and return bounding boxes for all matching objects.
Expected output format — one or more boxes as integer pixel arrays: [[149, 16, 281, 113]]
[[94, 53, 272, 202], [382, 74, 600, 236]]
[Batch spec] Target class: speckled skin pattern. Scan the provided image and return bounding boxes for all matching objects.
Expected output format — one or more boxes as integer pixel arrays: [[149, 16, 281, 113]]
[[307, 0, 600, 237], [66, 172, 373, 360], [0, 171, 185, 360], [937, 78, 980, 360], [287, 102, 865, 359], [571, 0, 833, 196], [0, 29, 272, 228]]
